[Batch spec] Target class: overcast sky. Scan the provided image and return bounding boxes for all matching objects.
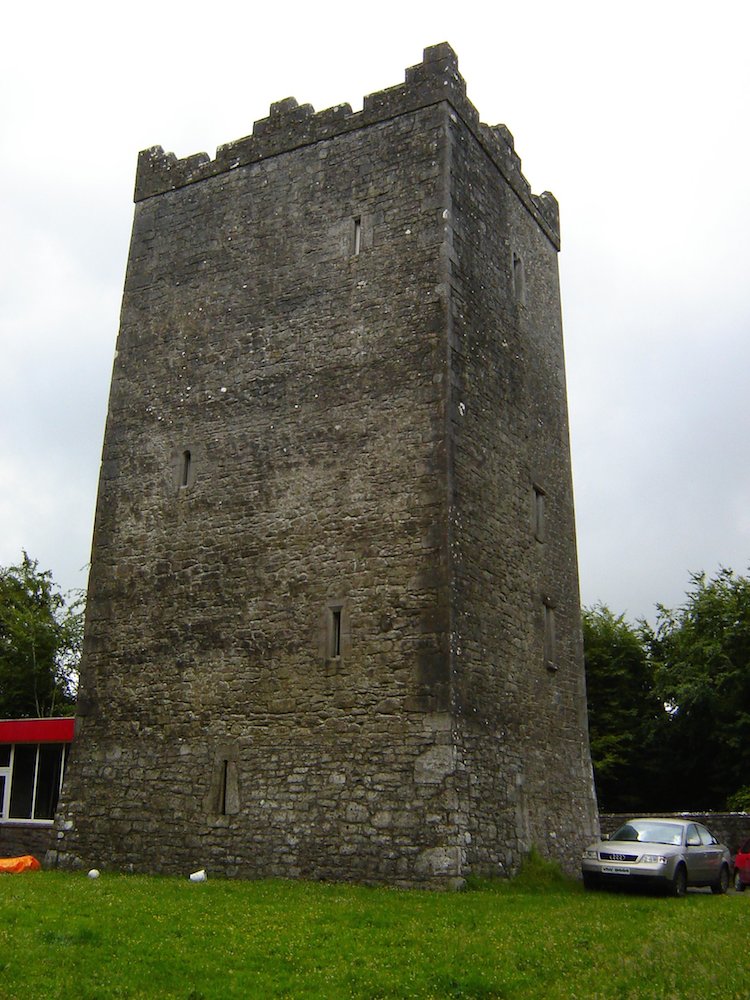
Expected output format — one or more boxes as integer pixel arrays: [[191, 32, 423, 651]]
[[1, 0, 748, 622]]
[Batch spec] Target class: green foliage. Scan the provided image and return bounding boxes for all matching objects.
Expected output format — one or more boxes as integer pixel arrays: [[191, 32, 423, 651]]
[[463, 848, 573, 894], [0, 553, 83, 718], [726, 785, 750, 811], [0, 872, 747, 999], [512, 846, 572, 891], [584, 568, 750, 812], [582, 605, 664, 811], [648, 568, 750, 809]]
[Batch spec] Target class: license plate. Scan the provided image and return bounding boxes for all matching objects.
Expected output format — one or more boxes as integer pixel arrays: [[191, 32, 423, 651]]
[[602, 865, 630, 875]]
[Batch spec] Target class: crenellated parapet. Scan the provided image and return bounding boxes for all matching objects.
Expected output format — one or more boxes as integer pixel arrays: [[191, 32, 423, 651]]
[[134, 43, 560, 248]]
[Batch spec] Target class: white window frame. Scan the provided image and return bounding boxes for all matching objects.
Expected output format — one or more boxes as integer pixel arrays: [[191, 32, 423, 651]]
[[0, 742, 68, 826], [0, 764, 9, 821]]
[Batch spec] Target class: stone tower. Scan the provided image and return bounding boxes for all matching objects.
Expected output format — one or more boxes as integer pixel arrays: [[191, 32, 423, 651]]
[[52, 44, 598, 884]]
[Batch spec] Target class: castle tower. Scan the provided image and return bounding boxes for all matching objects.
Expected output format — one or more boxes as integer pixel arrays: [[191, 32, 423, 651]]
[[52, 44, 598, 884]]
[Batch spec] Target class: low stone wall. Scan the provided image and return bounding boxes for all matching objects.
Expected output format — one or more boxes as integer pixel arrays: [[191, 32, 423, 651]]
[[600, 813, 750, 854], [0, 823, 53, 860]]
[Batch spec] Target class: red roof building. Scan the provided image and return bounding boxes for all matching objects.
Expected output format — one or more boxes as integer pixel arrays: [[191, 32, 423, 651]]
[[0, 718, 74, 826]]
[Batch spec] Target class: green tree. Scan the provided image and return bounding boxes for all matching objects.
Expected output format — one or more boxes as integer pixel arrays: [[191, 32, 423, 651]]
[[583, 605, 665, 812], [647, 568, 750, 809], [0, 553, 83, 718]]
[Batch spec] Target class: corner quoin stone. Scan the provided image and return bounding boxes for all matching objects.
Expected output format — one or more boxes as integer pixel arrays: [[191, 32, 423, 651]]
[[50, 42, 599, 886]]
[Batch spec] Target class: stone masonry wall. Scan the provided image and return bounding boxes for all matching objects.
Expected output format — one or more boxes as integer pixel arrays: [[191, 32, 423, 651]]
[[54, 66, 461, 885], [0, 823, 53, 859], [445, 103, 598, 875], [52, 44, 597, 883]]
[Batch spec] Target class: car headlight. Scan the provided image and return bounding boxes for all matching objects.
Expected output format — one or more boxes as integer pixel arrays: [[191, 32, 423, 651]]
[[640, 854, 667, 864], [582, 850, 598, 860]]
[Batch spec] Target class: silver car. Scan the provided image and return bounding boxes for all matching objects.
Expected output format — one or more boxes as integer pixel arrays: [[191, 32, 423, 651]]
[[581, 817, 731, 896]]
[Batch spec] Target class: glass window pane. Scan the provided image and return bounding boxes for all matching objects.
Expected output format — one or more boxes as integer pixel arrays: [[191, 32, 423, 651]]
[[9, 744, 36, 819], [698, 825, 716, 846], [0, 774, 6, 818], [34, 743, 64, 820], [0, 745, 10, 767]]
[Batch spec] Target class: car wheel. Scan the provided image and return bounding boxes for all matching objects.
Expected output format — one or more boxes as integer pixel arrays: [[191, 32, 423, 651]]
[[582, 872, 597, 891], [711, 865, 730, 895], [733, 870, 746, 893], [670, 864, 687, 898]]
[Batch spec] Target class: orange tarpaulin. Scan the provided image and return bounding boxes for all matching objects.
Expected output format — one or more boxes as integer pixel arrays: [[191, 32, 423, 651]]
[[0, 855, 41, 873]]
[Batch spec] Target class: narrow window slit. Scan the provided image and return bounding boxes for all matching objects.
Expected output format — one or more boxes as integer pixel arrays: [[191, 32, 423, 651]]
[[533, 485, 546, 542], [180, 450, 191, 488], [544, 602, 557, 673], [220, 759, 229, 815], [208, 753, 239, 816], [331, 608, 342, 658], [353, 217, 362, 256], [512, 251, 526, 303]]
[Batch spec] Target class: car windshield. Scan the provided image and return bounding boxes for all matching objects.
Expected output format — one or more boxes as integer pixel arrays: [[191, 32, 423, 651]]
[[611, 821, 683, 846]]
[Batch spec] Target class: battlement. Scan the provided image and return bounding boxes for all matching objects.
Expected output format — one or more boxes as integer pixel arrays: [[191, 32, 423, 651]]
[[134, 43, 560, 248]]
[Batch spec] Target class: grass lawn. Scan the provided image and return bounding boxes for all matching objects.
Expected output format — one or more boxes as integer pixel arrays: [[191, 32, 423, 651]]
[[0, 861, 746, 999]]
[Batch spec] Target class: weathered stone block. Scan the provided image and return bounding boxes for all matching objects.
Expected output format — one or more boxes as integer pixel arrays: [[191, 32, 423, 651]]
[[414, 746, 455, 785]]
